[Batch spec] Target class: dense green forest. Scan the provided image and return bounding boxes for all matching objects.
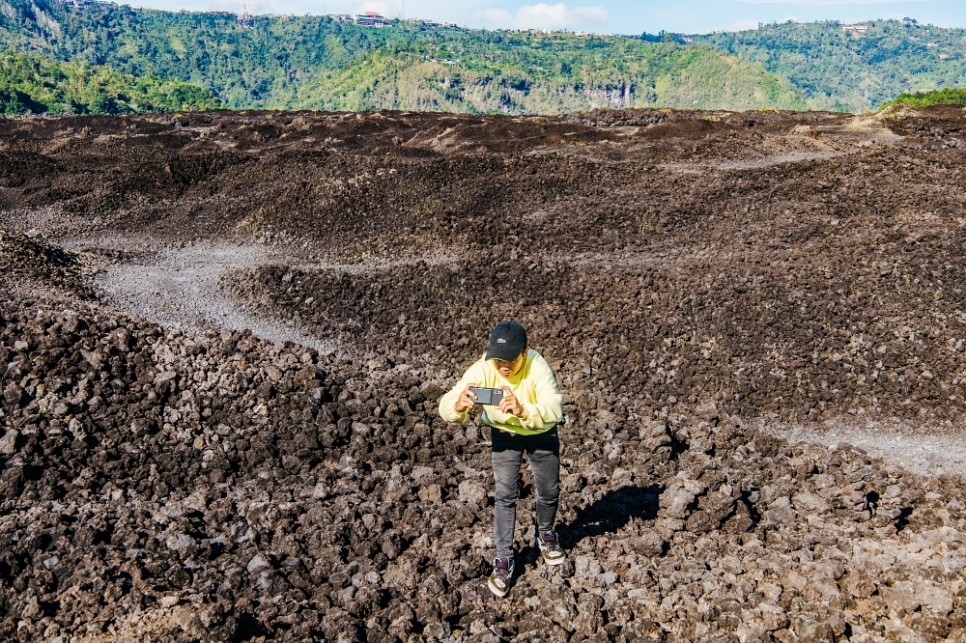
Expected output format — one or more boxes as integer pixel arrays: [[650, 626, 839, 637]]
[[0, 50, 219, 114], [1, 0, 965, 114], [0, 0, 805, 113], [879, 87, 966, 109], [695, 19, 966, 112]]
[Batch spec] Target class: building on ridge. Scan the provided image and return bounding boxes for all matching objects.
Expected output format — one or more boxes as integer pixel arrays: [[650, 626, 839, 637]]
[[355, 11, 387, 27], [842, 23, 869, 38]]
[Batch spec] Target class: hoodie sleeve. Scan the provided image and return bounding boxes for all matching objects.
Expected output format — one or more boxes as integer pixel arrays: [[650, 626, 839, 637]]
[[438, 359, 487, 424]]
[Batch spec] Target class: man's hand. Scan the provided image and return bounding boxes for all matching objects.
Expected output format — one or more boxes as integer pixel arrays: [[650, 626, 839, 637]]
[[454, 383, 478, 413], [498, 386, 525, 418]]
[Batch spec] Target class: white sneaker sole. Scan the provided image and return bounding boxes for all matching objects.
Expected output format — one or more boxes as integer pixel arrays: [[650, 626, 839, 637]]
[[487, 577, 510, 598], [541, 552, 567, 566]]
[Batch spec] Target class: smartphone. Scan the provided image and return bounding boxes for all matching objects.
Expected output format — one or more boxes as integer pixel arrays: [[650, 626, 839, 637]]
[[470, 386, 504, 406]]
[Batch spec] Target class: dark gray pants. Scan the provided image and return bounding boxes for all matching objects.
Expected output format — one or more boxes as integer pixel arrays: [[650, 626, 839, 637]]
[[491, 426, 560, 560]]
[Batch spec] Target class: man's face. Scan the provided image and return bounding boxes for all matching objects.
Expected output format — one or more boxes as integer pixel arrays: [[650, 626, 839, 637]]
[[494, 349, 527, 378]]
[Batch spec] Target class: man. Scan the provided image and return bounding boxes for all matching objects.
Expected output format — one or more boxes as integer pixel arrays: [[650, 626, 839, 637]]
[[438, 320, 566, 598]]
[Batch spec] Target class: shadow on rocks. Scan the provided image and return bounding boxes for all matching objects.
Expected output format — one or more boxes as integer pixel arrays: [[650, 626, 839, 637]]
[[562, 484, 662, 546]]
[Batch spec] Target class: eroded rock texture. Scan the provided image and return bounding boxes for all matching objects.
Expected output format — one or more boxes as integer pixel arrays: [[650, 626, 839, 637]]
[[1, 106, 965, 641]]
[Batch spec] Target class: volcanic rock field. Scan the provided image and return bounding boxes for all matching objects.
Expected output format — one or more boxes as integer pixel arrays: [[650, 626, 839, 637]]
[[1, 106, 965, 641]]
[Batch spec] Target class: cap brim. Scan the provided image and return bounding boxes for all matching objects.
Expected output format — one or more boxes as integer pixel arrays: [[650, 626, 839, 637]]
[[486, 344, 524, 362]]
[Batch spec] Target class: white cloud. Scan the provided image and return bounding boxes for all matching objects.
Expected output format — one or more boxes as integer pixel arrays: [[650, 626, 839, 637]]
[[726, 19, 761, 31], [476, 3, 608, 30]]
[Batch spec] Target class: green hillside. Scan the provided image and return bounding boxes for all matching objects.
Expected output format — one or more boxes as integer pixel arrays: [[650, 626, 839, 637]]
[[0, 50, 220, 114], [0, 0, 806, 113], [695, 19, 966, 111], [5, 0, 964, 114]]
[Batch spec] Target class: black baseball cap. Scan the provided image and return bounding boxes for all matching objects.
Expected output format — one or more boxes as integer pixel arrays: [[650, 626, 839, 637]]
[[486, 320, 528, 362]]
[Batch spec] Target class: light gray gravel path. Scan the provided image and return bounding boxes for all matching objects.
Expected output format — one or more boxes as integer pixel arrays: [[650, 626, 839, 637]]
[[95, 241, 337, 354], [762, 419, 966, 480]]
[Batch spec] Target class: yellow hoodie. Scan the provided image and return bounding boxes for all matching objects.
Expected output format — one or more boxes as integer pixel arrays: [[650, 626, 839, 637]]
[[438, 349, 563, 435]]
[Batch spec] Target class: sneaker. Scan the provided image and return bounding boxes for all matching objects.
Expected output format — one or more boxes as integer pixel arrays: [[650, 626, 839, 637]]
[[487, 557, 514, 598], [535, 529, 566, 566]]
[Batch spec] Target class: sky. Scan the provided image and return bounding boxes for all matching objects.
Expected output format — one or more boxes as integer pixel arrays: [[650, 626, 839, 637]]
[[127, 0, 966, 35]]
